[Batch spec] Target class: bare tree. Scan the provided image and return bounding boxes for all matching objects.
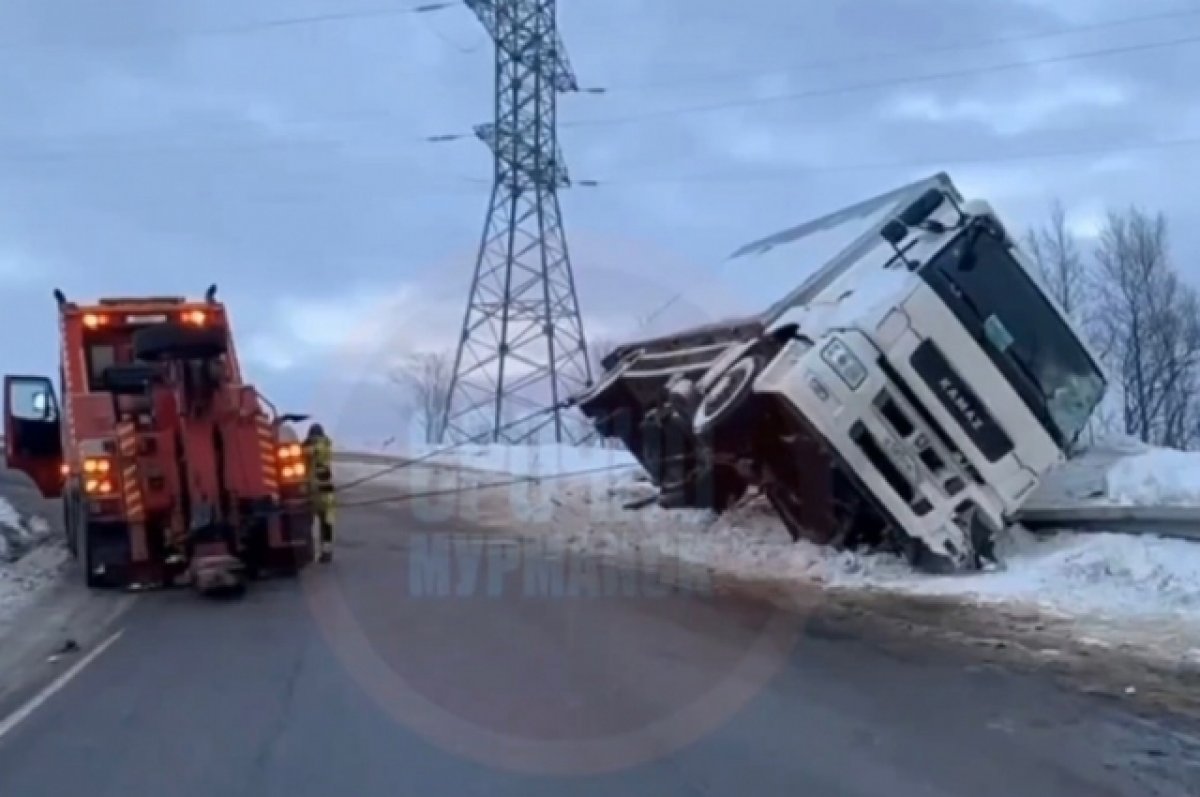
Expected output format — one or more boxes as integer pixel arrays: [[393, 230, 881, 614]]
[[1023, 199, 1087, 322], [392, 351, 453, 444], [1090, 207, 1200, 449]]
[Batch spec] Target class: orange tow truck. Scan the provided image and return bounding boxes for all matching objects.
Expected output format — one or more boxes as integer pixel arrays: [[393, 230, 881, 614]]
[[2, 287, 314, 594]]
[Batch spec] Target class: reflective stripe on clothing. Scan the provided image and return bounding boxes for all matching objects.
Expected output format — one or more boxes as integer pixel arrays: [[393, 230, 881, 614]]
[[304, 436, 335, 494]]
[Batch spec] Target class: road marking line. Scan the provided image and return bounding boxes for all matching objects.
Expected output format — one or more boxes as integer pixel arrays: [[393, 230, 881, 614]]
[[0, 629, 124, 742]]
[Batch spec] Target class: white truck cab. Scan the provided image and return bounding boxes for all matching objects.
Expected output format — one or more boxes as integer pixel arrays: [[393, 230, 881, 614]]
[[577, 173, 1107, 571], [696, 175, 1106, 568]]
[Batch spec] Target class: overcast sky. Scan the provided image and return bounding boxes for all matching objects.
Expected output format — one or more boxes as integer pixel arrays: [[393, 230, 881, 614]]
[[1, 0, 1198, 442]]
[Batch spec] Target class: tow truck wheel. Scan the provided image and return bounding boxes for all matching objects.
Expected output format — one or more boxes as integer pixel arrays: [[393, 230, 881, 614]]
[[63, 488, 78, 559], [80, 522, 104, 589], [693, 354, 763, 438]]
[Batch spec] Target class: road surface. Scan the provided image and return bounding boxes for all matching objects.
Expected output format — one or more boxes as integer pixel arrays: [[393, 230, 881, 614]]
[[0, 467, 1198, 796]]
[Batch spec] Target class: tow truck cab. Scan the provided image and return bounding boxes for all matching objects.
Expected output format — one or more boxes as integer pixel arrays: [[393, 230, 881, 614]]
[[3, 290, 314, 589]]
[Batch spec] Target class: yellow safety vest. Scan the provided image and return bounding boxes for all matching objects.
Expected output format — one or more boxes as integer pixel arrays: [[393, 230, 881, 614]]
[[304, 436, 335, 495]]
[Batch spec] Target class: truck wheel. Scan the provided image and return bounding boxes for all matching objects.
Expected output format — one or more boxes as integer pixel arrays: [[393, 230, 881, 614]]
[[63, 489, 78, 559], [80, 522, 105, 589], [133, 322, 228, 361], [693, 354, 763, 438]]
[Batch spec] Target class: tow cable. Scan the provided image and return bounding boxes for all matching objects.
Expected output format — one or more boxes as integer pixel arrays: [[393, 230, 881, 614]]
[[336, 400, 579, 493]]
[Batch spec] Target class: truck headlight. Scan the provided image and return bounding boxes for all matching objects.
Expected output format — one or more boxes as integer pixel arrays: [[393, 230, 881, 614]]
[[820, 338, 867, 390]]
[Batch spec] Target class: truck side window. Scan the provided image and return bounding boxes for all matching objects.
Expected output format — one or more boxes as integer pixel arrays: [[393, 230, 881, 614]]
[[10, 380, 58, 422], [86, 344, 117, 391]]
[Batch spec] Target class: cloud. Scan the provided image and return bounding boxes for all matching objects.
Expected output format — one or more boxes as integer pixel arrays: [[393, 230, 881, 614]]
[[2, 0, 1200, 428], [239, 282, 466, 375], [883, 79, 1129, 136]]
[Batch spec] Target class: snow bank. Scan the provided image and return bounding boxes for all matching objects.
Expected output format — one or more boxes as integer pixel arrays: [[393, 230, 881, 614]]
[[553, 484, 1200, 620], [539, 482, 1200, 656], [1029, 436, 1200, 509], [0, 498, 64, 630], [881, 529, 1200, 621], [336, 436, 1200, 655], [1105, 449, 1200, 506], [0, 497, 51, 563]]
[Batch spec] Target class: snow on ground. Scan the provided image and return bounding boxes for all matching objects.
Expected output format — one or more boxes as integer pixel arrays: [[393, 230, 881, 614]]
[[539, 477, 1200, 659], [337, 436, 1200, 657], [0, 497, 66, 631], [1105, 449, 1200, 507], [1028, 435, 1200, 509]]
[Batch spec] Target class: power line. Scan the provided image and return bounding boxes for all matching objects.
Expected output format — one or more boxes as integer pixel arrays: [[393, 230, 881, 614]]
[[0, 125, 471, 163], [0, 2, 455, 50], [180, 2, 455, 37], [563, 32, 1200, 129], [606, 6, 1200, 92], [574, 135, 1200, 188], [6, 130, 1199, 182]]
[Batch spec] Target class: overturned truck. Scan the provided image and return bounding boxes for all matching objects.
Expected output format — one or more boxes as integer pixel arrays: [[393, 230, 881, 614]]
[[576, 173, 1107, 572]]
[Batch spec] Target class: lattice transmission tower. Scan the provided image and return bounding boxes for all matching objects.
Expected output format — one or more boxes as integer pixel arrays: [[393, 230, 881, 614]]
[[442, 0, 591, 444]]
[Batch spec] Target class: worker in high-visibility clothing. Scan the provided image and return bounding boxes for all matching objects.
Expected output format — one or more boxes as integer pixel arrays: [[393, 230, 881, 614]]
[[304, 423, 336, 563]]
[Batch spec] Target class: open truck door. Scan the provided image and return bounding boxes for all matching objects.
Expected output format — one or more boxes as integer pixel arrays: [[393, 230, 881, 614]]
[[3, 375, 64, 498]]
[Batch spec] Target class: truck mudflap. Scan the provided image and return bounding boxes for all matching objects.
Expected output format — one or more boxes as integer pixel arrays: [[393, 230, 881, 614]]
[[238, 495, 314, 574]]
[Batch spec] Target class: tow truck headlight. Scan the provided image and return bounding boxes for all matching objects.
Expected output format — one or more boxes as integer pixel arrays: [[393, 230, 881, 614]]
[[820, 338, 868, 390]]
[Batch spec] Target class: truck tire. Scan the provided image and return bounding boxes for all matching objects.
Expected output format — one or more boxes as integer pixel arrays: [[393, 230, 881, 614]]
[[80, 522, 105, 589], [63, 486, 77, 559], [133, 322, 227, 361], [693, 353, 763, 438]]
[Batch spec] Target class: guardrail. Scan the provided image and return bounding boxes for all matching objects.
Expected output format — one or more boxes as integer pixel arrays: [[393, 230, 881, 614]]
[[334, 451, 409, 465], [1016, 505, 1200, 542]]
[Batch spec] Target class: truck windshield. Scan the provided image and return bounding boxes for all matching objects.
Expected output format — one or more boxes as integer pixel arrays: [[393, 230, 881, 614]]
[[920, 227, 1105, 447]]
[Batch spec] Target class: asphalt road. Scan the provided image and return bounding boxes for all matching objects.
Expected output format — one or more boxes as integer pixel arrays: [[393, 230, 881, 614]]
[[0, 470, 1198, 796]]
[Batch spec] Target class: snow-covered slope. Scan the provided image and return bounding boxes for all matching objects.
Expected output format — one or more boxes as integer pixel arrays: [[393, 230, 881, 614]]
[[0, 497, 66, 630], [1029, 436, 1200, 509], [340, 438, 1200, 660], [541, 478, 1200, 660]]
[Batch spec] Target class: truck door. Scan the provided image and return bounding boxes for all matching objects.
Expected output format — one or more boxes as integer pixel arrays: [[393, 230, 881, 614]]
[[3, 375, 64, 498]]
